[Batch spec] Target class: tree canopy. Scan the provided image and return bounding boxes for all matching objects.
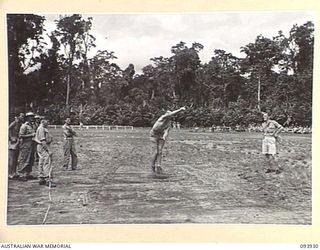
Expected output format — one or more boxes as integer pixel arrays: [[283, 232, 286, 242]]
[[7, 14, 314, 127]]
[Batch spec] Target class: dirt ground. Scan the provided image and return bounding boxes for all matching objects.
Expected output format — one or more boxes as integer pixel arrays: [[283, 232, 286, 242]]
[[6, 128, 311, 225]]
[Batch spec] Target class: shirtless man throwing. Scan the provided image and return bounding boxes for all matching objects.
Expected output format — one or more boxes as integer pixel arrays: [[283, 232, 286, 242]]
[[150, 107, 186, 174]]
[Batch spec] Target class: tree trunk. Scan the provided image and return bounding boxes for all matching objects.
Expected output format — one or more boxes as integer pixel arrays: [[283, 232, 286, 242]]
[[66, 52, 74, 106], [66, 74, 70, 106], [257, 75, 261, 112], [223, 83, 228, 110]]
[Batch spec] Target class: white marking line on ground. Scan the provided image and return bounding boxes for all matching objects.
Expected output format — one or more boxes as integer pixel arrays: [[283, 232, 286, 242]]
[[42, 156, 54, 225]]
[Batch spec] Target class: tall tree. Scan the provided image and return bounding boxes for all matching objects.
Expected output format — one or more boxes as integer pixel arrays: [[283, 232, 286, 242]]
[[7, 14, 45, 111], [288, 21, 314, 74], [240, 35, 282, 111], [88, 50, 120, 105], [203, 49, 242, 109], [171, 42, 203, 102], [287, 22, 314, 125], [53, 14, 96, 106], [150, 56, 175, 99]]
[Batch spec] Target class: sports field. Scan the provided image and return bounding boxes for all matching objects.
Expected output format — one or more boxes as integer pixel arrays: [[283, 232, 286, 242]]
[[6, 129, 312, 225]]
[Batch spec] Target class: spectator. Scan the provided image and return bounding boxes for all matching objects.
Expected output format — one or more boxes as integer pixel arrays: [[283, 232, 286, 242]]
[[261, 112, 284, 174], [8, 113, 25, 179], [17, 112, 37, 181], [62, 117, 78, 170], [35, 118, 55, 187]]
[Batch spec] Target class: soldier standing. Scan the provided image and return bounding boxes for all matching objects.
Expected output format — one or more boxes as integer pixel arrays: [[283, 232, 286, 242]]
[[261, 112, 284, 174], [35, 118, 55, 187], [62, 117, 78, 170], [8, 113, 25, 179], [33, 115, 41, 164], [17, 112, 37, 181]]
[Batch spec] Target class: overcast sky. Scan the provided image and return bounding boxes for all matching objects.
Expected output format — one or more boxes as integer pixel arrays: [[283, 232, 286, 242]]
[[42, 12, 314, 73]]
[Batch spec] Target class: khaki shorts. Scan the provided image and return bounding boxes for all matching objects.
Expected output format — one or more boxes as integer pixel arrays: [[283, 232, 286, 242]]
[[262, 135, 276, 155], [150, 129, 165, 143]]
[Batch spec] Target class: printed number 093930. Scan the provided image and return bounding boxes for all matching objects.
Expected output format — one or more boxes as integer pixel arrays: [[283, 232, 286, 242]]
[[300, 244, 319, 248]]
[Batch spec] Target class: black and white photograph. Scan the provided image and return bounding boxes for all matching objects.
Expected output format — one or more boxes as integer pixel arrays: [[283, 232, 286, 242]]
[[6, 11, 314, 226]]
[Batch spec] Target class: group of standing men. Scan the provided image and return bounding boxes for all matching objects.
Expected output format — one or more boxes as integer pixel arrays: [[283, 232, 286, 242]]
[[8, 113, 78, 187], [9, 107, 284, 187]]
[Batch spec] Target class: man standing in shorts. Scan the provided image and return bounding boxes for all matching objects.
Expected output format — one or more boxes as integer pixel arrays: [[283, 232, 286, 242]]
[[150, 107, 186, 174], [261, 112, 284, 174]]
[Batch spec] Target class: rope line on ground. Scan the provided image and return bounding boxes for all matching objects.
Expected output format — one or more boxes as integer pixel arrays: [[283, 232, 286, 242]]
[[42, 156, 53, 225]]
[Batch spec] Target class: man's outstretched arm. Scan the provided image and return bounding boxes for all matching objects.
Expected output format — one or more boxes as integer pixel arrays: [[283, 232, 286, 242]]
[[162, 107, 186, 119]]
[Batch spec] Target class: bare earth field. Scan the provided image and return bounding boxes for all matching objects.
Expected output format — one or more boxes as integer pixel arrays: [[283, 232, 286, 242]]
[[6, 129, 311, 225]]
